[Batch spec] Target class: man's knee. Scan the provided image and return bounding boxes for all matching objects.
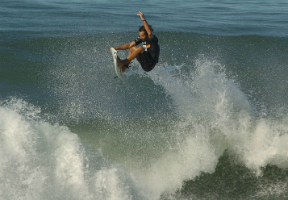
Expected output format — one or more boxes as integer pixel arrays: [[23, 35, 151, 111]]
[[131, 46, 144, 53]]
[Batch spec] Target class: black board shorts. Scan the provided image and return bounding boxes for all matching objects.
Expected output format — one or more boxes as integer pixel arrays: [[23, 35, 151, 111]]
[[136, 51, 157, 72]]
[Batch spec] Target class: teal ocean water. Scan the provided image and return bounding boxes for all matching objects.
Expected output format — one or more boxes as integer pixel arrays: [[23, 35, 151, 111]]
[[1, 1, 288, 199]]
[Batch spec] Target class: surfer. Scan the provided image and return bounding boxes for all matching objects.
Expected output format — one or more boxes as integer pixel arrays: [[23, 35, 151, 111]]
[[110, 11, 160, 73]]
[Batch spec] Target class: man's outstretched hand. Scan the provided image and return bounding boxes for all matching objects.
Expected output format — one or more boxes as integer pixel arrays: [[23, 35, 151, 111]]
[[137, 11, 145, 21]]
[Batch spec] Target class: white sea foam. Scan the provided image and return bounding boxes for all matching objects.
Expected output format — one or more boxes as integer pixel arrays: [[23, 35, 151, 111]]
[[134, 57, 288, 197], [0, 99, 143, 200]]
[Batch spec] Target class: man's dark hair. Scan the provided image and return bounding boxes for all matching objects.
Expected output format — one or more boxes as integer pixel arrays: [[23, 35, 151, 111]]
[[139, 25, 153, 35]]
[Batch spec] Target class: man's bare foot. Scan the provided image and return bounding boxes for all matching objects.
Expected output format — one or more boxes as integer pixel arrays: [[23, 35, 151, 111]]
[[122, 66, 127, 73], [117, 58, 130, 69]]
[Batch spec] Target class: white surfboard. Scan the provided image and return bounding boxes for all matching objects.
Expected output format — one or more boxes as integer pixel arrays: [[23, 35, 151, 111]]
[[110, 47, 122, 77]]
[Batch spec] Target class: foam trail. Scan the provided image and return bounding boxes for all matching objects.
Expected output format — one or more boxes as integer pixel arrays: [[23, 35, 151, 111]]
[[130, 60, 230, 197]]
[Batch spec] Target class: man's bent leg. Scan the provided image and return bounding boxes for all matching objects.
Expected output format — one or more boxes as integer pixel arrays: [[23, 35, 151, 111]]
[[127, 46, 144, 61], [117, 46, 144, 70]]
